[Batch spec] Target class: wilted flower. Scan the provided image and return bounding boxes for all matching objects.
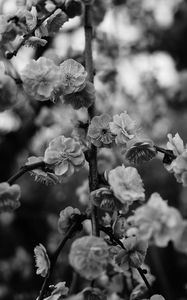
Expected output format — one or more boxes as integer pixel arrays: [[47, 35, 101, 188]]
[[113, 215, 128, 239], [43, 282, 69, 300], [0, 15, 17, 43], [59, 59, 87, 95], [124, 138, 157, 165], [69, 236, 109, 280], [132, 193, 184, 247], [88, 114, 114, 147], [0, 182, 21, 213], [91, 187, 122, 211], [44, 136, 85, 180], [110, 111, 138, 145], [26, 156, 60, 185], [58, 206, 81, 234], [34, 243, 50, 277], [0, 64, 17, 112], [63, 81, 95, 109], [114, 236, 148, 270], [21, 57, 60, 101], [108, 165, 145, 204]]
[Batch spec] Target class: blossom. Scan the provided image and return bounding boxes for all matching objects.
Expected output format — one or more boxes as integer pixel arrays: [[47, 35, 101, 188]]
[[59, 59, 87, 95], [26, 156, 60, 185], [0, 182, 21, 213], [108, 165, 145, 204], [0, 64, 17, 112], [131, 193, 184, 247], [44, 136, 85, 180], [88, 114, 114, 147], [69, 236, 109, 280], [76, 179, 89, 205], [109, 111, 138, 144], [91, 187, 123, 211], [43, 282, 69, 300], [34, 243, 50, 277], [167, 133, 184, 156], [124, 137, 157, 164], [63, 81, 95, 109], [58, 206, 81, 234], [21, 57, 60, 101], [114, 236, 148, 270], [169, 150, 187, 186]]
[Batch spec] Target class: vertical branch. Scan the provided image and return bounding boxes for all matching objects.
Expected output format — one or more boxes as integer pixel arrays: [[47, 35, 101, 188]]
[[84, 4, 99, 236]]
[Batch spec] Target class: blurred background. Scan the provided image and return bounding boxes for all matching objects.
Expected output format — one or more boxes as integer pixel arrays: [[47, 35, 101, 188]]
[[0, 0, 187, 299]]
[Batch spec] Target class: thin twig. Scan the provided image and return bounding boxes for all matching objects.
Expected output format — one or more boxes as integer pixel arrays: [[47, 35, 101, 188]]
[[37, 214, 87, 300], [99, 225, 153, 295], [154, 145, 176, 159], [7, 161, 46, 184], [84, 4, 99, 236]]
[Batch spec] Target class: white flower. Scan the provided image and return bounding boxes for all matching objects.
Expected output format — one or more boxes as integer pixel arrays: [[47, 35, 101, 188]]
[[44, 136, 85, 180], [167, 133, 184, 156], [21, 57, 60, 101], [69, 236, 109, 280], [34, 244, 50, 277], [110, 111, 138, 144], [108, 165, 145, 204]]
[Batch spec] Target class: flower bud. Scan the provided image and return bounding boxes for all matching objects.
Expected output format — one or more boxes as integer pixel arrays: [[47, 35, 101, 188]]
[[113, 215, 127, 239]]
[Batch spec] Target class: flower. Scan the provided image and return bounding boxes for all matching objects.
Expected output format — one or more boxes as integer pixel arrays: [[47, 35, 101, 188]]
[[44, 136, 85, 180], [59, 59, 87, 95], [169, 150, 187, 186], [63, 81, 95, 109], [88, 114, 114, 147], [58, 206, 81, 234], [109, 111, 138, 145], [108, 165, 145, 204], [76, 179, 89, 205], [69, 236, 109, 280], [43, 282, 69, 300], [26, 156, 60, 185], [34, 243, 50, 277], [0, 182, 21, 213], [21, 57, 60, 101], [82, 287, 107, 300], [114, 236, 148, 270], [132, 193, 184, 247], [91, 187, 123, 211], [0, 63, 17, 112], [149, 296, 165, 300], [124, 138, 157, 165], [167, 133, 184, 156]]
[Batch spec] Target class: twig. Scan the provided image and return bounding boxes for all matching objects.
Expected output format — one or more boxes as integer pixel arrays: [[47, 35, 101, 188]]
[[7, 161, 46, 184], [99, 225, 153, 295], [37, 214, 87, 300], [154, 145, 176, 159], [84, 4, 99, 236], [6, 3, 66, 59]]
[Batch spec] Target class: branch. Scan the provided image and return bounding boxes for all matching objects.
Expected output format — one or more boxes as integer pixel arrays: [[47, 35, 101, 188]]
[[99, 225, 153, 295], [6, 3, 66, 59], [37, 214, 87, 300], [84, 4, 99, 236], [7, 161, 46, 184], [154, 145, 176, 159]]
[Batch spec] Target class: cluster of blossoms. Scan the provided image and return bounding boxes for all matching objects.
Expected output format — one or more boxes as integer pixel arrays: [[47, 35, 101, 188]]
[[128, 193, 184, 247], [21, 57, 95, 108], [87, 110, 157, 165], [165, 133, 187, 186]]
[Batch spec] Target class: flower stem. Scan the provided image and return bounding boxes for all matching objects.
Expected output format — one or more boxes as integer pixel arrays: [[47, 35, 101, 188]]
[[7, 161, 46, 184], [37, 214, 86, 300], [99, 225, 153, 296], [84, 4, 99, 236]]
